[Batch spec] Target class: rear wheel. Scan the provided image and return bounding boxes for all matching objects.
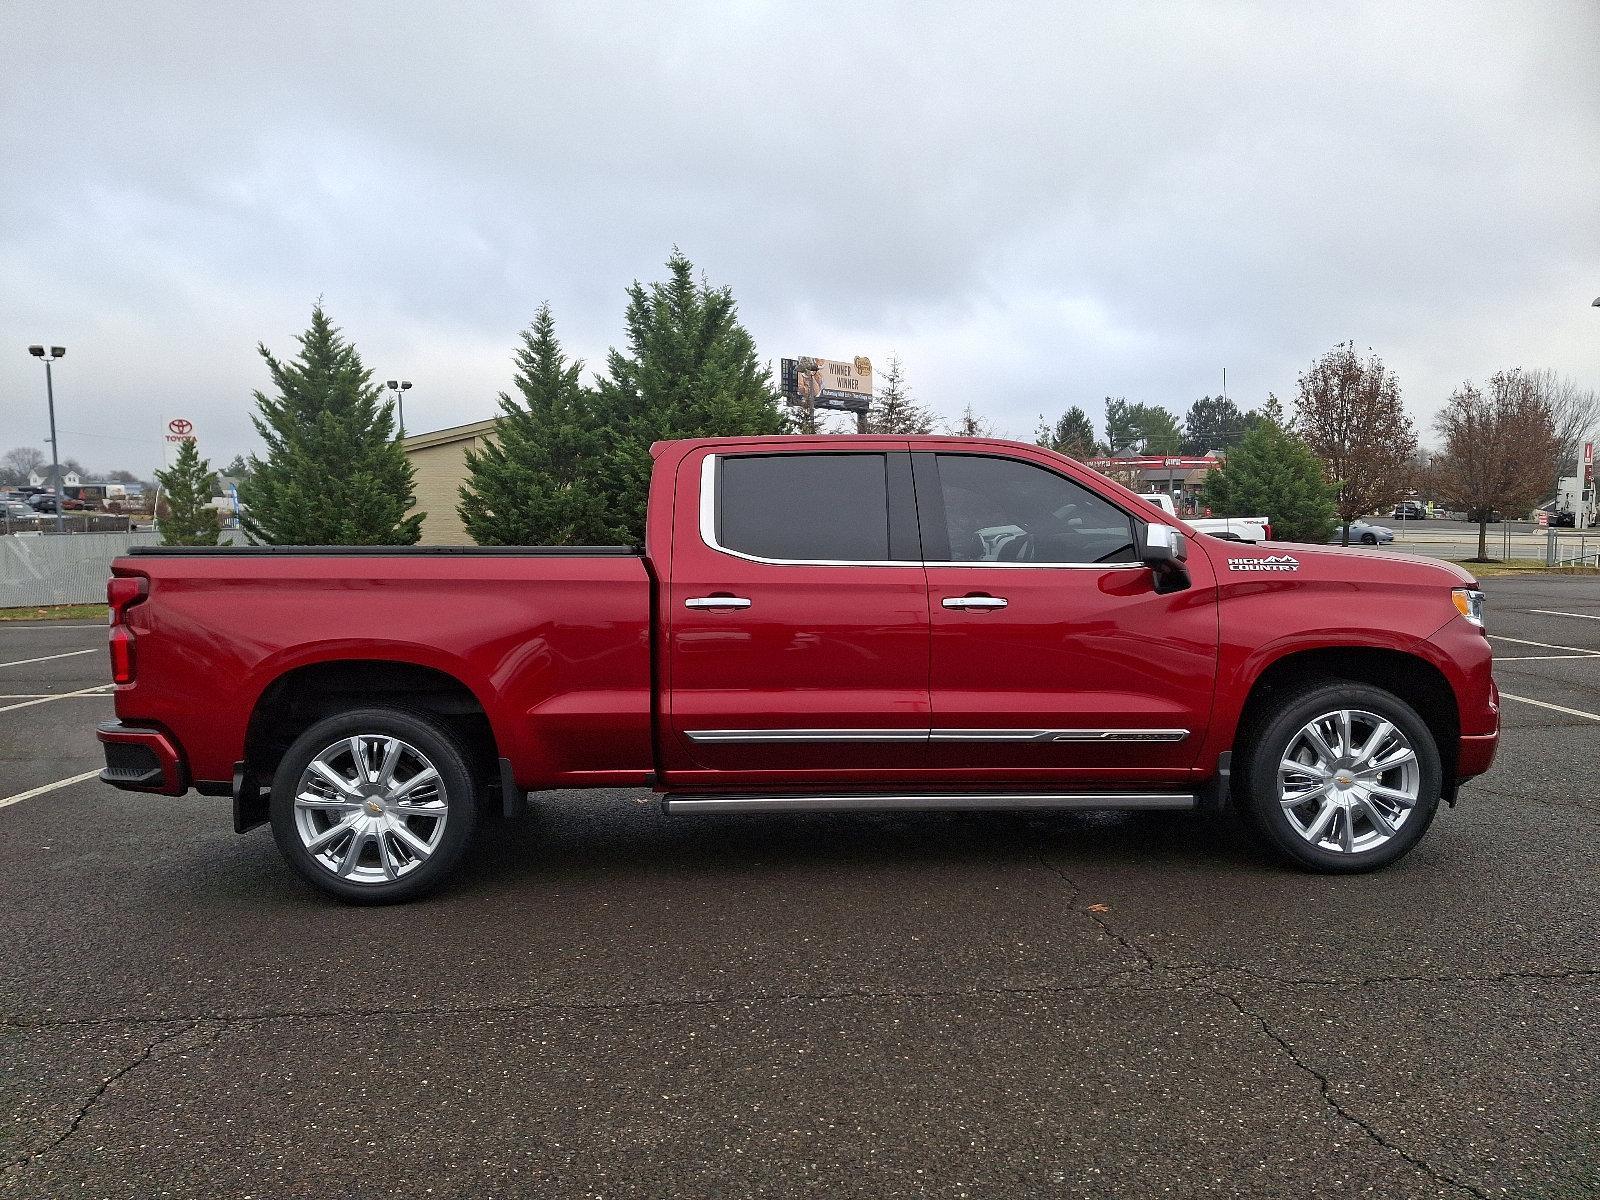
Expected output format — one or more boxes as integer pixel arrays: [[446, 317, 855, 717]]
[[269, 708, 478, 903], [1238, 681, 1441, 872]]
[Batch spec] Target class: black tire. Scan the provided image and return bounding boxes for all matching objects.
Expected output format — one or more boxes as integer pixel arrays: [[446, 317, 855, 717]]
[[1361, 532, 1378, 545], [1236, 680, 1441, 873], [269, 707, 479, 904]]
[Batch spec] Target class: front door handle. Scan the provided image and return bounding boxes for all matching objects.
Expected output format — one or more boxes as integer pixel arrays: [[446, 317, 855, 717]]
[[685, 595, 753, 610], [942, 595, 1008, 610]]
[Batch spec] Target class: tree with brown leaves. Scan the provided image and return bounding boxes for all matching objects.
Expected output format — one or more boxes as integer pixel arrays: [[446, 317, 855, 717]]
[[1295, 343, 1417, 545], [1433, 369, 1562, 561]]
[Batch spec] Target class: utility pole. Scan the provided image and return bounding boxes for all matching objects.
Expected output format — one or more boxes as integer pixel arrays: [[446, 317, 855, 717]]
[[28, 345, 67, 533]]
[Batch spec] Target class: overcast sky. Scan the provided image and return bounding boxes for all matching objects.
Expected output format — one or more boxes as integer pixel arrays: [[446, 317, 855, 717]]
[[3, 1, 1597, 477]]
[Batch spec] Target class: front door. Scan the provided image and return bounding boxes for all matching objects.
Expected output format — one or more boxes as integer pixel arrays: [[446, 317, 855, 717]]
[[665, 446, 930, 786], [914, 450, 1218, 783]]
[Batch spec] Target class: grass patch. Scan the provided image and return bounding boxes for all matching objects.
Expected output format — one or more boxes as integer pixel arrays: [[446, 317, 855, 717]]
[[1447, 560, 1600, 577], [0, 603, 109, 622]]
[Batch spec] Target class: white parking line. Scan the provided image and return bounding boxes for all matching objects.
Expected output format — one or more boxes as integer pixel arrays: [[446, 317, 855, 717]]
[[1488, 634, 1600, 656], [0, 648, 100, 669], [1494, 655, 1598, 661], [0, 769, 102, 810], [1529, 609, 1600, 622], [0, 683, 114, 714], [0, 693, 114, 700], [1500, 692, 1600, 722]]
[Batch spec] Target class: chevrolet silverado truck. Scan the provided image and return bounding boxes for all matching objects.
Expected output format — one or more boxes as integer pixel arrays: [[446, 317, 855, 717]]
[[98, 435, 1498, 902]]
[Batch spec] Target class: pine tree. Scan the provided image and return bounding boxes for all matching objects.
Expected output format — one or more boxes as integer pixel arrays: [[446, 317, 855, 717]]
[[1181, 395, 1248, 454], [458, 306, 615, 545], [1035, 405, 1099, 458], [241, 305, 423, 545], [1201, 415, 1337, 543], [592, 250, 786, 541], [154, 438, 221, 546], [866, 354, 935, 434]]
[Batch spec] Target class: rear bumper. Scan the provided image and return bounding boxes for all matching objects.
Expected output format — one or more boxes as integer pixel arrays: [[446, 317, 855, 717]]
[[96, 721, 186, 795]]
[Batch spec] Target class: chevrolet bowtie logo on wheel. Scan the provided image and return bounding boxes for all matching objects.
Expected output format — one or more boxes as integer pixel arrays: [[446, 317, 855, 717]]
[[1228, 555, 1300, 572]]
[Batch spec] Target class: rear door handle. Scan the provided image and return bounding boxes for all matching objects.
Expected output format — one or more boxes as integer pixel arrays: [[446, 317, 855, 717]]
[[942, 595, 1008, 610], [685, 596, 752, 609]]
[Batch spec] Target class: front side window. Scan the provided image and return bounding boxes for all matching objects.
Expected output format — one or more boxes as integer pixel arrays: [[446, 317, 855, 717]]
[[929, 454, 1138, 564], [716, 454, 890, 562]]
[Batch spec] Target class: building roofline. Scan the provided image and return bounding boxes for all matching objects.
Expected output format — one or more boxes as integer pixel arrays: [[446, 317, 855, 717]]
[[400, 418, 498, 451]]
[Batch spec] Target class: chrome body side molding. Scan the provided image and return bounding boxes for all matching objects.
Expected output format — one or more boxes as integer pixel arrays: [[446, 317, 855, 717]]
[[685, 728, 1190, 744]]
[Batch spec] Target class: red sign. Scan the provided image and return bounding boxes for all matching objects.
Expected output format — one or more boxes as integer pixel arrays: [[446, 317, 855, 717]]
[[165, 418, 196, 444], [1586, 441, 1594, 485]]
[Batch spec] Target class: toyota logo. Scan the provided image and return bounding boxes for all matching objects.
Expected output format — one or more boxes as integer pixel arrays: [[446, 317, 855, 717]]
[[168, 418, 193, 436]]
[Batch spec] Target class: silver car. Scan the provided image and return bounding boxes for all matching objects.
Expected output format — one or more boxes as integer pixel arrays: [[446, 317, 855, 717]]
[[1333, 520, 1396, 546]]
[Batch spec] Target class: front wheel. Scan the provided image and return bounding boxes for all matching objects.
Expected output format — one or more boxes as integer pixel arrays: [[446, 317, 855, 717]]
[[1361, 532, 1378, 545], [269, 708, 479, 903], [1237, 682, 1441, 873]]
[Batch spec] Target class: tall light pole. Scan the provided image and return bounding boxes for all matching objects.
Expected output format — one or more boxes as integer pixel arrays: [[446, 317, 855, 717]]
[[386, 379, 413, 438], [27, 345, 67, 533]]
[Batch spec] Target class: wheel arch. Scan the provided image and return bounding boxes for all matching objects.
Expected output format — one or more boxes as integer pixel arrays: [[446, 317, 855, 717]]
[[1235, 646, 1461, 792], [244, 659, 503, 788]]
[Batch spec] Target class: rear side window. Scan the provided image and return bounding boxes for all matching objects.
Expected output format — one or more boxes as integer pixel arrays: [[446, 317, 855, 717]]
[[716, 454, 890, 562], [928, 454, 1138, 564]]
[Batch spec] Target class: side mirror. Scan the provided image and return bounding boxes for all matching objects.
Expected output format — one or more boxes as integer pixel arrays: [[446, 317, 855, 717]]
[[1141, 523, 1190, 593], [1141, 523, 1188, 565]]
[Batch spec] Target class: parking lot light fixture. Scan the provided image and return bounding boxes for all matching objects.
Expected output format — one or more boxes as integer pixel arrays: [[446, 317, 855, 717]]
[[386, 379, 413, 438], [26, 344, 67, 534]]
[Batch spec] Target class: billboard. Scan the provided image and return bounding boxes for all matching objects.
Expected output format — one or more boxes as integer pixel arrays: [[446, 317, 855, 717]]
[[780, 356, 874, 413]]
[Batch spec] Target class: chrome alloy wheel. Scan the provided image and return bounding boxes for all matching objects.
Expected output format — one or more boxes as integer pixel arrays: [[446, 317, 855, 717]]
[[1277, 709, 1420, 854], [292, 735, 449, 884]]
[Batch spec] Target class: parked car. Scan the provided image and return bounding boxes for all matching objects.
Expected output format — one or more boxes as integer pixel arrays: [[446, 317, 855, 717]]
[[1391, 501, 1426, 520], [99, 434, 1498, 901], [1548, 510, 1576, 528], [1139, 493, 1270, 542], [3, 500, 34, 521], [1333, 520, 1395, 546], [28, 493, 85, 513], [1466, 507, 1502, 524]]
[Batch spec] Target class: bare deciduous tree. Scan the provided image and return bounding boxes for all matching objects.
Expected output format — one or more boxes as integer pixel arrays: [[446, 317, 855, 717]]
[[1432, 369, 1561, 561], [0, 446, 47, 486], [1295, 343, 1417, 544], [1527, 368, 1599, 486]]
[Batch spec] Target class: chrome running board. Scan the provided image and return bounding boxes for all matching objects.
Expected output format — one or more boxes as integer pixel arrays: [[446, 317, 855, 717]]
[[663, 792, 1196, 815]]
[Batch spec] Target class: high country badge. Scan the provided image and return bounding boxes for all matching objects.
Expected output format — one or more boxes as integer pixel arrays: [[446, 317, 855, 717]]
[[1228, 555, 1300, 572]]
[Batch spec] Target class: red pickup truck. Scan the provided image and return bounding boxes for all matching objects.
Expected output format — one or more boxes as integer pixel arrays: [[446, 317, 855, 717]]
[[98, 435, 1498, 901]]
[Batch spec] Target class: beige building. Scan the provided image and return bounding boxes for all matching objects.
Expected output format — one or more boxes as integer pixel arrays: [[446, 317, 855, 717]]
[[401, 418, 498, 545]]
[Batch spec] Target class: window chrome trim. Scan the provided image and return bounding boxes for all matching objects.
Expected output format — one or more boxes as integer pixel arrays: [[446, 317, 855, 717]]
[[698, 454, 1144, 570], [685, 727, 1189, 744]]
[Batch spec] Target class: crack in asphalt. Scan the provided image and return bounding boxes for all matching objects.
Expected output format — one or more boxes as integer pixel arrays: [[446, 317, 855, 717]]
[[4, 1020, 197, 1174], [1031, 848, 1507, 1200], [1217, 992, 1491, 1200]]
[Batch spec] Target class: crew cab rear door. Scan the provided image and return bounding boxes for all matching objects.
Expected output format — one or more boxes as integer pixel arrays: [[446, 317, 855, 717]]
[[915, 450, 1218, 779], [664, 446, 930, 782]]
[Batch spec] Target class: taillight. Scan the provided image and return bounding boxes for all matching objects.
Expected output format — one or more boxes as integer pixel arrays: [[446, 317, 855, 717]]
[[1263, 523, 1273, 541], [107, 575, 148, 685]]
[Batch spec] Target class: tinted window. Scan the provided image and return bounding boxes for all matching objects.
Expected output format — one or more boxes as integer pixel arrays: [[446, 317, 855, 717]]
[[930, 455, 1138, 564], [718, 454, 890, 561]]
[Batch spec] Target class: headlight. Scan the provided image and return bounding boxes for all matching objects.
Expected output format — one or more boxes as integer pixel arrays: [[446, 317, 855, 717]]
[[1452, 588, 1485, 628]]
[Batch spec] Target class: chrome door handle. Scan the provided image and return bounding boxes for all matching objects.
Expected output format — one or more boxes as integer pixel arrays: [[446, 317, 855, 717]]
[[942, 595, 1008, 610], [685, 596, 752, 609]]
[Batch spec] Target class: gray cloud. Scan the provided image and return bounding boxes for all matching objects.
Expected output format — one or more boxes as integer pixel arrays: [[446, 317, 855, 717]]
[[3, 0, 1596, 475]]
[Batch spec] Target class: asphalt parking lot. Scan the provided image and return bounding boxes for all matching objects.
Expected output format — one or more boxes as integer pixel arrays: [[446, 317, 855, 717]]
[[2, 576, 1597, 1198]]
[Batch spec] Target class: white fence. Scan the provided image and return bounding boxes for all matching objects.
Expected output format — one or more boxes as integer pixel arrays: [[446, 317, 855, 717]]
[[1, 531, 163, 608]]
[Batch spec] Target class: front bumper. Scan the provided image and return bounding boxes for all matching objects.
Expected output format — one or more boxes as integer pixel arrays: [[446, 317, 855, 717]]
[[96, 721, 186, 795]]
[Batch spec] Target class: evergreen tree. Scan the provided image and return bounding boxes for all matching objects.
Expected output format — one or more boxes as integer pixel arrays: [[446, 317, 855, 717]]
[[1035, 405, 1099, 458], [154, 438, 221, 546], [1201, 415, 1337, 543], [593, 250, 786, 541], [242, 305, 423, 545], [458, 305, 615, 545], [866, 354, 935, 434], [1104, 398, 1181, 454], [1181, 394, 1249, 455]]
